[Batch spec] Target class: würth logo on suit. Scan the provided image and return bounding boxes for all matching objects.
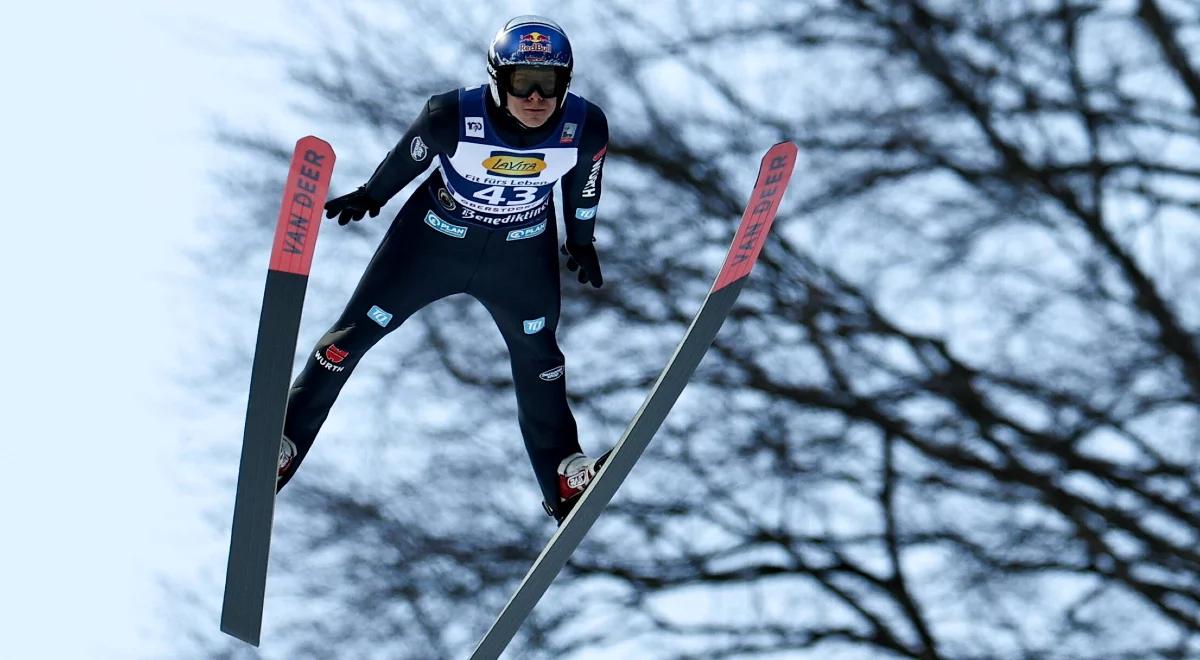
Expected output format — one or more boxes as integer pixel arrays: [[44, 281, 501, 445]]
[[316, 345, 349, 372]]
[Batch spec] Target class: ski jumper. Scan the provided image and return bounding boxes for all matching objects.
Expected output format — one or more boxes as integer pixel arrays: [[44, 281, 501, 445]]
[[278, 85, 609, 516]]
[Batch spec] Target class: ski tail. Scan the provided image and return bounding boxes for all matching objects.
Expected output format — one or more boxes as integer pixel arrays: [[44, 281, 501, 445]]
[[221, 136, 336, 646]]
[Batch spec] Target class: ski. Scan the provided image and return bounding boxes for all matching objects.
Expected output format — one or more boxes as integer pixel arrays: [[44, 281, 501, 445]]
[[469, 141, 798, 660], [221, 136, 336, 646]]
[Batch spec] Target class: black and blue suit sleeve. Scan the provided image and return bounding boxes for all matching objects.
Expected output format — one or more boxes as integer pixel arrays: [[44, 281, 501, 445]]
[[560, 102, 608, 246], [361, 91, 460, 205]]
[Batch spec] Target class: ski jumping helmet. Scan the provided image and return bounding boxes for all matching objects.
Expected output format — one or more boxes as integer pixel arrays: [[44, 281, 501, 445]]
[[487, 15, 573, 111]]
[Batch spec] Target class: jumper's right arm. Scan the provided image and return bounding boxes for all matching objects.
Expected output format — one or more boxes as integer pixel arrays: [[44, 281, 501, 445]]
[[325, 93, 458, 224]]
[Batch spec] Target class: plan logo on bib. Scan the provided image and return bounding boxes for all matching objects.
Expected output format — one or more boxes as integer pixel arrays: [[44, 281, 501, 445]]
[[506, 220, 547, 241], [425, 211, 468, 238]]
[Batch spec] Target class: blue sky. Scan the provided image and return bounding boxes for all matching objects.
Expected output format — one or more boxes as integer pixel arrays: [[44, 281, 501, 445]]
[[0, 2, 298, 657], [0, 3, 565, 657]]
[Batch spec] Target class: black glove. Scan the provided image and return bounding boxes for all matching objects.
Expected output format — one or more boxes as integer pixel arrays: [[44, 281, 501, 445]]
[[561, 241, 604, 288], [324, 186, 384, 226]]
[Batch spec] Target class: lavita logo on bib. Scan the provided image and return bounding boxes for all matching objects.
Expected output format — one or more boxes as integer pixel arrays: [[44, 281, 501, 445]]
[[482, 152, 547, 177]]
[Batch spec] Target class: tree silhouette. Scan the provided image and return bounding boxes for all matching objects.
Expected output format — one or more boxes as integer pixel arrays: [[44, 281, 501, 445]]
[[185, 1, 1199, 658]]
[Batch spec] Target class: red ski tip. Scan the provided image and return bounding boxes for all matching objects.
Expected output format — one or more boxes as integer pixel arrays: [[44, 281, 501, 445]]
[[267, 136, 337, 277], [712, 142, 797, 292]]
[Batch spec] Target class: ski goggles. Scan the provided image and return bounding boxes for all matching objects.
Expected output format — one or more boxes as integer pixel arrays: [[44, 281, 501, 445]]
[[504, 66, 568, 99]]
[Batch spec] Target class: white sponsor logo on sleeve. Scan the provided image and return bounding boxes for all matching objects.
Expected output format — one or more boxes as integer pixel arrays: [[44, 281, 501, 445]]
[[410, 136, 428, 161]]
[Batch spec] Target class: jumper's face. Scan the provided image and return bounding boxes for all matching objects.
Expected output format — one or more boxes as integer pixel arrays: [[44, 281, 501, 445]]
[[506, 91, 554, 127], [503, 66, 562, 128]]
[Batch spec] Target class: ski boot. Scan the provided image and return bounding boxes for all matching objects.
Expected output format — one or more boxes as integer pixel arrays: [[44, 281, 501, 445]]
[[546, 451, 611, 525], [278, 436, 297, 483]]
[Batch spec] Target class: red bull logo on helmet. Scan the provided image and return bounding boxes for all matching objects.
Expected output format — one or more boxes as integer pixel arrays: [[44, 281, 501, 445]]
[[518, 32, 553, 58], [521, 32, 552, 46]]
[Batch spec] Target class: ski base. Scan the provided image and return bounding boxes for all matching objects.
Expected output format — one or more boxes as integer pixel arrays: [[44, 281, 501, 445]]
[[469, 141, 798, 660], [220, 136, 335, 646]]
